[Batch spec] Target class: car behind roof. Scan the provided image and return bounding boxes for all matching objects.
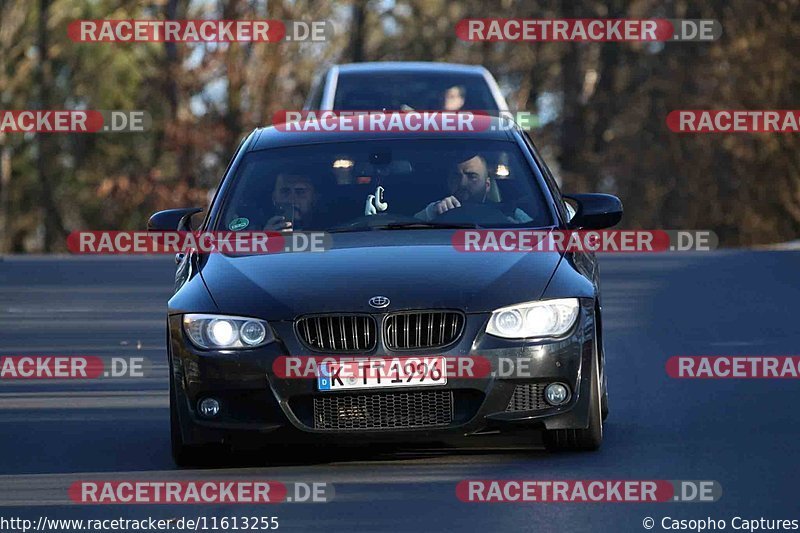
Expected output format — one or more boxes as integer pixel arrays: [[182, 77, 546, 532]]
[[334, 61, 492, 75], [251, 115, 518, 151]]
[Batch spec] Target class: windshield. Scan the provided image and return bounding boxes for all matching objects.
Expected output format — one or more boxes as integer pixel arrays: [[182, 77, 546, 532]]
[[216, 139, 553, 233], [333, 71, 499, 112]]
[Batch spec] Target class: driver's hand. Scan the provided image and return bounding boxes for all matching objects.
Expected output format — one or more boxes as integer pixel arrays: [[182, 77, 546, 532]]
[[434, 196, 461, 215], [266, 215, 293, 232]]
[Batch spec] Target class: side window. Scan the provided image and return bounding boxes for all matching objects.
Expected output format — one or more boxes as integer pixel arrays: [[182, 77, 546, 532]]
[[522, 131, 570, 224], [206, 133, 252, 230], [304, 72, 326, 110]]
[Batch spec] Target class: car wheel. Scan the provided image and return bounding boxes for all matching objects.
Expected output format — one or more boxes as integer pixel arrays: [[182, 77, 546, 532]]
[[600, 352, 609, 421], [543, 337, 603, 452]]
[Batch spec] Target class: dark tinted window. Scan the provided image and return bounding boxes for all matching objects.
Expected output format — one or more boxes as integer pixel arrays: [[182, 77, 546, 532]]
[[217, 139, 552, 233]]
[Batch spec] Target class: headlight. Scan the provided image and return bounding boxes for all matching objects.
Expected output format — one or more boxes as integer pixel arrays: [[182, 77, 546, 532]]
[[486, 298, 580, 339], [182, 314, 274, 349]]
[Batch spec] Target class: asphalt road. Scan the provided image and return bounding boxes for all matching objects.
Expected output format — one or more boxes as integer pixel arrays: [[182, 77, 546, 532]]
[[0, 251, 798, 532]]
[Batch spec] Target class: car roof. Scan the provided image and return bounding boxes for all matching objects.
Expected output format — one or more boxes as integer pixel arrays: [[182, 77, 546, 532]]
[[334, 62, 490, 75], [249, 115, 519, 151]]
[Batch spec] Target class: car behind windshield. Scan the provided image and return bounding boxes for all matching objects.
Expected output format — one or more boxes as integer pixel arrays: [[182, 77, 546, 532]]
[[333, 71, 500, 112]]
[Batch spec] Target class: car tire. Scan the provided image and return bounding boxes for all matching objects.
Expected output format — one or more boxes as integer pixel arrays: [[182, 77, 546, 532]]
[[600, 352, 609, 421], [543, 337, 603, 452]]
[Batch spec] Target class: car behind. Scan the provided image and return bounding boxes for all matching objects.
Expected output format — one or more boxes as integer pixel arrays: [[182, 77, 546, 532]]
[[304, 61, 509, 113]]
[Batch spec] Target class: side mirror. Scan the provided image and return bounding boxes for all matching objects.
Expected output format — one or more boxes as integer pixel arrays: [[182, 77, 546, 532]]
[[563, 193, 622, 229], [147, 207, 203, 231]]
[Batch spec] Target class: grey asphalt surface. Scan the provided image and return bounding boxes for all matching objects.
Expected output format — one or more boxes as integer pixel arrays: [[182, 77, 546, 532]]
[[0, 252, 798, 532]]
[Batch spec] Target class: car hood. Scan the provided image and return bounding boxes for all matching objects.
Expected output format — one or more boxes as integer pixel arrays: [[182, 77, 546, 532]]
[[200, 231, 563, 320]]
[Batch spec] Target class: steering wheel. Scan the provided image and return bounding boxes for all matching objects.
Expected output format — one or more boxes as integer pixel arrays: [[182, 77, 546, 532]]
[[433, 202, 510, 225]]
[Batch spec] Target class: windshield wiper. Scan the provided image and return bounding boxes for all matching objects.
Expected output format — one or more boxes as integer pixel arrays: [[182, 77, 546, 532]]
[[375, 222, 480, 230], [327, 221, 480, 233]]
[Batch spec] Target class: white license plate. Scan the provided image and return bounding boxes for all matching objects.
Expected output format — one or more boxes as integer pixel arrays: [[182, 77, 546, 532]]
[[317, 357, 447, 391]]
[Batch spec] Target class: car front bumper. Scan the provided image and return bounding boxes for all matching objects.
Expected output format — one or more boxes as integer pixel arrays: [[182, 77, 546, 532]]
[[168, 299, 597, 447]]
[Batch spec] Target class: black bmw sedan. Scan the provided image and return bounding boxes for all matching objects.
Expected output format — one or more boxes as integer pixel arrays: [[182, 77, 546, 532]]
[[150, 115, 622, 466]]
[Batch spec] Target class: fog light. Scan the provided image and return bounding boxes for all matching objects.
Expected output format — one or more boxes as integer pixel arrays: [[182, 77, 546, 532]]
[[198, 397, 220, 417], [544, 383, 570, 406]]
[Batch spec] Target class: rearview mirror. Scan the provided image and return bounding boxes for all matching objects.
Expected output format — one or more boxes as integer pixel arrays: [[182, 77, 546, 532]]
[[147, 207, 203, 231], [563, 194, 622, 229]]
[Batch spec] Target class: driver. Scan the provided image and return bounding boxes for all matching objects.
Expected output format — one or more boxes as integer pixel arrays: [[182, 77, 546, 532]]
[[265, 173, 317, 231], [415, 154, 489, 221], [415, 154, 533, 223], [443, 85, 466, 111]]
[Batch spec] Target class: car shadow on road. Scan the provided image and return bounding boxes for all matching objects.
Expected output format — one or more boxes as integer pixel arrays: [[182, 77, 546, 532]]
[[0, 408, 610, 474], [195, 435, 553, 470]]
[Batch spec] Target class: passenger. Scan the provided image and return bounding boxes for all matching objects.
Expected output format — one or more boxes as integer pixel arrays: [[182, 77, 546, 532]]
[[266, 173, 317, 231]]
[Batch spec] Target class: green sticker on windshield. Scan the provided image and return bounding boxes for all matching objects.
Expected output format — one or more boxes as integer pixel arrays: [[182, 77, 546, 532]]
[[228, 217, 249, 231]]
